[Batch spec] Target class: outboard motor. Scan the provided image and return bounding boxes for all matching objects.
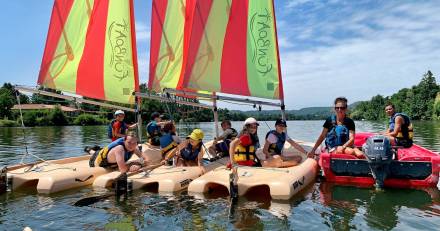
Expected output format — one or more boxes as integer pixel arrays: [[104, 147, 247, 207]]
[[362, 136, 393, 189]]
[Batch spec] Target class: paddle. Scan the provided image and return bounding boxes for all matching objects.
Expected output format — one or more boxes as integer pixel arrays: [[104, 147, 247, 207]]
[[73, 163, 163, 207]]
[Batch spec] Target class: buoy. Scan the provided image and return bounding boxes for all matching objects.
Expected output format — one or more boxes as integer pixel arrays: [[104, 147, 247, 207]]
[[23, 227, 32, 231]]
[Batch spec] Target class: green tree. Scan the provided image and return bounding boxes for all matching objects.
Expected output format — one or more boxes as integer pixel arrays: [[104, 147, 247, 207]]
[[433, 92, 440, 120], [48, 105, 68, 125], [0, 87, 14, 119]]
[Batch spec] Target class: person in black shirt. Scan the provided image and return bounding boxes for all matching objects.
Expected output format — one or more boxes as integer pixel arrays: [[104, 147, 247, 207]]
[[308, 97, 363, 158]]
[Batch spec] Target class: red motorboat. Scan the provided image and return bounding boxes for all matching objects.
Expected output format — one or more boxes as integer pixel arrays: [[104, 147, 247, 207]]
[[319, 132, 440, 188]]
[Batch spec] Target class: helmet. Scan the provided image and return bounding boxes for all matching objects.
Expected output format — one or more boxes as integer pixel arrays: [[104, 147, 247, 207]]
[[187, 129, 204, 141], [114, 110, 125, 116], [244, 117, 259, 126]]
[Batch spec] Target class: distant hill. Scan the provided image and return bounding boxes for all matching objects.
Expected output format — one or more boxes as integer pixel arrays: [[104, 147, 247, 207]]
[[231, 102, 359, 120]]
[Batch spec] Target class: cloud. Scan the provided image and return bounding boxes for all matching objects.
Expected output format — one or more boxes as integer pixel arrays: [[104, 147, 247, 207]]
[[135, 21, 150, 42], [276, 1, 440, 109]]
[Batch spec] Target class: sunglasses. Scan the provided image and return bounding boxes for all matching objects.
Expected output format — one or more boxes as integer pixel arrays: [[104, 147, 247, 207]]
[[334, 106, 347, 110]]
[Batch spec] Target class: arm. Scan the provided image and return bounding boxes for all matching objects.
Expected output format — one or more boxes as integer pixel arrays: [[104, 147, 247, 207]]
[[229, 138, 240, 166], [386, 116, 404, 137], [341, 130, 355, 150], [308, 128, 328, 156], [262, 140, 271, 159], [127, 123, 138, 129], [287, 139, 307, 155], [114, 146, 130, 173]]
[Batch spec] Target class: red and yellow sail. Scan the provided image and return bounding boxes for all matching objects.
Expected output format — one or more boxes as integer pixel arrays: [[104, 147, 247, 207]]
[[38, 0, 139, 104], [149, 0, 284, 100]]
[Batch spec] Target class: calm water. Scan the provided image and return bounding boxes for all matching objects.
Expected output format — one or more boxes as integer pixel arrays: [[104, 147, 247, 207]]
[[0, 120, 439, 230]]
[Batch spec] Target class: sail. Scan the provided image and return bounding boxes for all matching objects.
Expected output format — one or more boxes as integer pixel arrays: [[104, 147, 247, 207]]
[[148, 0, 283, 100], [38, 0, 139, 104]]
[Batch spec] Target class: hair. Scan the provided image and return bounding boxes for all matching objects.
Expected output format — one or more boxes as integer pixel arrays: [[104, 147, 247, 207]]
[[163, 122, 175, 133], [385, 102, 395, 109], [334, 97, 348, 106], [151, 112, 160, 120], [125, 131, 138, 140], [221, 120, 231, 127]]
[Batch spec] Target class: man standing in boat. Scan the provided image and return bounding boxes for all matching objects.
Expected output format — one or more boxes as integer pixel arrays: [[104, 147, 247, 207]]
[[89, 132, 149, 173], [262, 119, 308, 167], [108, 110, 137, 141], [208, 120, 238, 157], [308, 97, 363, 158], [384, 103, 414, 148]]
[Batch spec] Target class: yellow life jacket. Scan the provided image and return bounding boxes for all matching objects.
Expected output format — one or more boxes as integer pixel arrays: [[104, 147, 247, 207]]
[[233, 144, 256, 162]]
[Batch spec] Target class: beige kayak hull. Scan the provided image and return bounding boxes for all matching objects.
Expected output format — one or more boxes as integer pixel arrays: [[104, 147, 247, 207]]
[[93, 142, 228, 192], [7, 155, 112, 194], [188, 141, 319, 200]]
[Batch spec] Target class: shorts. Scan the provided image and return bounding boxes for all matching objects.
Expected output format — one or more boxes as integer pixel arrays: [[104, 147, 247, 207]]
[[395, 138, 413, 148], [215, 141, 229, 153]]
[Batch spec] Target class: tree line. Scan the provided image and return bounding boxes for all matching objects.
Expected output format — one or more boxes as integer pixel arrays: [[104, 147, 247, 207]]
[[350, 71, 440, 121]]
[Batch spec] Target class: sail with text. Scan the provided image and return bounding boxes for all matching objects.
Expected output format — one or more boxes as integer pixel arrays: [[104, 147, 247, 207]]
[[149, 0, 284, 100], [38, 0, 139, 104]]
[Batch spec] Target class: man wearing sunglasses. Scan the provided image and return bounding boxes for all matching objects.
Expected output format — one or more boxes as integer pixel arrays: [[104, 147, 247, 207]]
[[308, 97, 363, 158]]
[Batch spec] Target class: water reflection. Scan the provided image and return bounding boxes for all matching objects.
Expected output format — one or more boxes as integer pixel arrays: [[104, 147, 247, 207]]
[[319, 182, 440, 230]]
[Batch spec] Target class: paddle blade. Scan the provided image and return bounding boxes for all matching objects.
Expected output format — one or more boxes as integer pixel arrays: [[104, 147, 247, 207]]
[[73, 193, 114, 207]]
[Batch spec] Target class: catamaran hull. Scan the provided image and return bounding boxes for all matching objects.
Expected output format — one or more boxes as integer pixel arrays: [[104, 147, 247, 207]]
[[93, 157, 228, 192], [188, 142, 319, 200], [7, 155, 112, 194]]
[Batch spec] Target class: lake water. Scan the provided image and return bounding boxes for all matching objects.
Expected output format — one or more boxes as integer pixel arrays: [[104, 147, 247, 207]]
[[0, 120, 439, 230]]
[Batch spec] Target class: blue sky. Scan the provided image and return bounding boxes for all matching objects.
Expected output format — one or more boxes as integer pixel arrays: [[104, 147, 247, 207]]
[[1, 0, 439, 110]]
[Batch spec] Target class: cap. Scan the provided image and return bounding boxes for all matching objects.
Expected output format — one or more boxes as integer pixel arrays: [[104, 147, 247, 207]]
[[275, 119, 287, 127], [114, 110, 125, 116], [187, 129, 204, 141], [244, 117, 259, 126]]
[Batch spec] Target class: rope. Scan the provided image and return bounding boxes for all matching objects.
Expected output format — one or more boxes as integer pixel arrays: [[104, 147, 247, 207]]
[[15, 91, 47, 164]]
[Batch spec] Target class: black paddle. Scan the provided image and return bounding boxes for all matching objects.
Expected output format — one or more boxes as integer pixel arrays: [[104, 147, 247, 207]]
[[73, 163, 163, 207]]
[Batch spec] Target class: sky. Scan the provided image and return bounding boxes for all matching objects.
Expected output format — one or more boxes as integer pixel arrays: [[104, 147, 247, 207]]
[[0, 0, 439, 110]]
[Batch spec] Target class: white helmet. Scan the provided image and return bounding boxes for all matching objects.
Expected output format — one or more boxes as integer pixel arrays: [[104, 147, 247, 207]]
[[244, 117, 259, 126], [114, 110, 125, 116]]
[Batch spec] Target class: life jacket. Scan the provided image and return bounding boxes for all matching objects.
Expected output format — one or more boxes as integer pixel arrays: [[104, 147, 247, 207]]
[[180, 142, 202, 161], [325, 115, 350, 149], [389, 113, 414, 142], [233, 134, 257, 165], [94, 138, 134, 167], [265, 130, 286, 155], [160, 132, 178, 157], [146, 121, 162, 146], [107, 120, 127, 139]]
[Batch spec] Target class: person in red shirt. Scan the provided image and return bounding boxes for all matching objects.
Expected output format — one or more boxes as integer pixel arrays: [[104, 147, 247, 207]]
[[109, 110, 137, 141]]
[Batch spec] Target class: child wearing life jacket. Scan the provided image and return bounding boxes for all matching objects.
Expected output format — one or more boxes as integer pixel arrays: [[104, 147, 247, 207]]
[[262, 119, 308, 168], [169, 129, 207, 173], [308, 97, 363, 158], [208, 120, 238, 157], [159, 122, 181, 164], [146, 112, 168, 146], [229, 118, 261, 167]]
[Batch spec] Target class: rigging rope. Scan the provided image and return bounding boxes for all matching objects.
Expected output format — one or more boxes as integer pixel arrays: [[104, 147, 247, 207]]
[[15, 91, 47, 164]]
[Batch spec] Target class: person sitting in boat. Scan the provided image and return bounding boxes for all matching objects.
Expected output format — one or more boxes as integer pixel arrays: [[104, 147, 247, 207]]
[[89, 132, 148, 173], [308, 97, 363, 158], [384, 103, 413, 148], [229, 117, 261, 167], [262, 119, 308, 167], [108, 110, 137, 141], [208, 120, 238, 157], [159, 122, 181, 164], [146, 112, 166, 146], [166, 129, 206, 173]]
